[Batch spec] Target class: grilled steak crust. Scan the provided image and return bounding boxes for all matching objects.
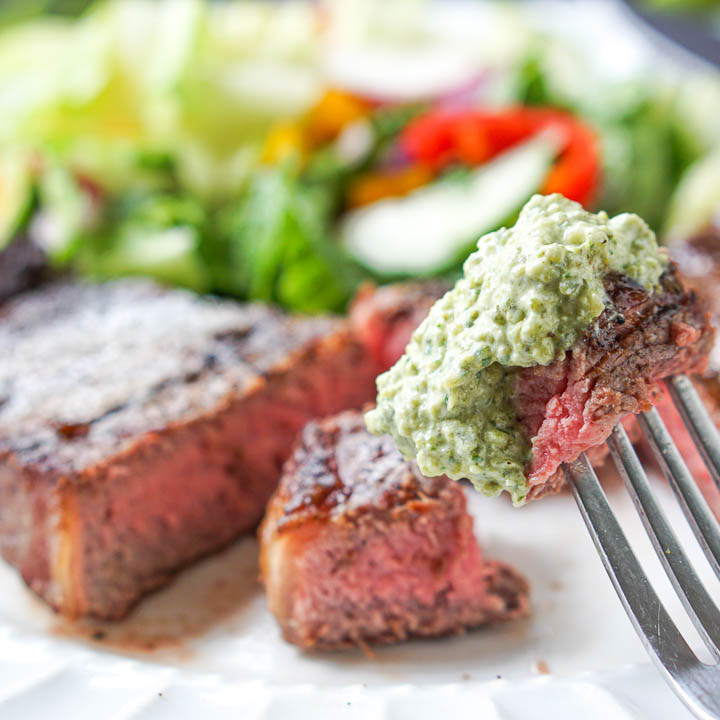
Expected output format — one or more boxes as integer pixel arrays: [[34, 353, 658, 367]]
[[349, 272, 711, 497], [350, 281, 448, 370], [260, 411, 529, 650], [671, 227, 720, 372], [515, 264, 713, 499], [646, 230, 720, 518], [672, 227, 720, 320], [0, 280, 380, 619]]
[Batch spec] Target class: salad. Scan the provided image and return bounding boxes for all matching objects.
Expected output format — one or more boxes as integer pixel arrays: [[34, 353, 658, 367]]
[[0, 0, 718, 313]]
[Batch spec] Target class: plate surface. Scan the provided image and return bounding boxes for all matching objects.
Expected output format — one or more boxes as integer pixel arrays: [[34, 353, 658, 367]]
[[0, 475, 716, 719]]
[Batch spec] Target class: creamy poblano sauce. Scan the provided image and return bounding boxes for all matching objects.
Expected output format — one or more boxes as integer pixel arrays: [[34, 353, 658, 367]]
[[365, 194, 668, 504]]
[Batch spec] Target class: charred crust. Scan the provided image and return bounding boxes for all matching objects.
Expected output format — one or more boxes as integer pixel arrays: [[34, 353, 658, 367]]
[[519, 261, 714, 500], [0, 280, 345, 475], [274, 411, 453, 531]]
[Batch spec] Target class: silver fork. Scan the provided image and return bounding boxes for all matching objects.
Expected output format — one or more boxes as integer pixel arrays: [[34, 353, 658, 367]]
[[564, 374, 720, 720]]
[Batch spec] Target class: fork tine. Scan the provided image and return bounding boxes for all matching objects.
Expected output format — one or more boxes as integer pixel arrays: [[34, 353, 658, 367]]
[[667, 374, 720, 491], [607, 423, 720, 659], [564, 454, 696, 670], [565, 455, 720, 720], [638, 408, 720, 583]]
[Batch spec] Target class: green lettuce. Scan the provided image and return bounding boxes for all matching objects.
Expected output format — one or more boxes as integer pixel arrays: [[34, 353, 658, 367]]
[[218, 166, 364, 313]]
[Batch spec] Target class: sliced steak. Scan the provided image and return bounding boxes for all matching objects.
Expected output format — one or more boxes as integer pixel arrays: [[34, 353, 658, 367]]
[[515, 264, 713, 499], [648, 229, 720, 517], [671, 226, 720, 371], [350, 281, 448, 369], [0, 280, 380, 619], [350, 281, 646, 480], [259, 410, 529, 650]]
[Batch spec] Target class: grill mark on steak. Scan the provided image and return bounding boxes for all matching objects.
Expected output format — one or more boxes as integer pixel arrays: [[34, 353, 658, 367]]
[[47, 351, 226, 438], [260, 411, 529, 650], [348, 275, 710, 495], [0, 280, 341, 472], [0, 279, 381, 619], [644, 228, 720, 519], [278, 414, 452, 526], [515, 264, 713, 499]]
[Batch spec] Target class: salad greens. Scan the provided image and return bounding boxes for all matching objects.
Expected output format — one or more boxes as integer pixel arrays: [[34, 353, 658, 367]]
[[340, 134, 559, 277], [0, 148, 33, 249], [0, 0, 718, 314], [218, 166, 360, 313], [513, 55, 704, 230], [595, 97, 698, 231], [0, 0, 320, 194], [37, 163, 363, 311], [70, 189, 211, 292], [664, 148, 720, 244]]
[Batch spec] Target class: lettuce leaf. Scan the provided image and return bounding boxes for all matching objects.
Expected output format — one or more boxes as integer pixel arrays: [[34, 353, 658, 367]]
[[218, 165, 364, 313], [56, 186, 210, 291]]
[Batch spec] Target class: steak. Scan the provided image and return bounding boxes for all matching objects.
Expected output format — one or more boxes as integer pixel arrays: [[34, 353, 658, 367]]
[[650, 375, 720, 519], [350, 272, 696, 490], [671, 226, 720, 371], [0, 280, 380, 619], [259, 410, 529, 650], [514, 264, 713, 499], [350, 281, 448, 369], [648, 229, 720, 517]]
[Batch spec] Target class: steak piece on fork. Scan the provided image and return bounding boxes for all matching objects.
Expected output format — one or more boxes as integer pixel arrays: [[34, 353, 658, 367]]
[[515, 265, 713, 499], [648, 228, 720, 516]]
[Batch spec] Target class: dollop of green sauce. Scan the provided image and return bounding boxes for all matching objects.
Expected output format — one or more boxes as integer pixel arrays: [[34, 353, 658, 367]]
[[365, 194, 667, 504]]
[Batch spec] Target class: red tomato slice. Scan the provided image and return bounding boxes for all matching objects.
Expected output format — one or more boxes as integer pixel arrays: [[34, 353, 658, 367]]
[[399, 106, 601, 207]]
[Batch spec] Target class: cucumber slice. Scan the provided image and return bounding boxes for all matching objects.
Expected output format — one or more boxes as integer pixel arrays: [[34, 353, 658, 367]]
[[340, 134, 558, 276], [663, 148, 720, 245]]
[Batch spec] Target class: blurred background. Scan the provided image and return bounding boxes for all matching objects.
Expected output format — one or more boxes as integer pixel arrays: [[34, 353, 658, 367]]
[[0, 0, 718, 313]]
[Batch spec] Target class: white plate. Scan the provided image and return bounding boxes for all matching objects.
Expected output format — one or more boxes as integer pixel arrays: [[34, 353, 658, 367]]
[[1, 473, 717, 719]]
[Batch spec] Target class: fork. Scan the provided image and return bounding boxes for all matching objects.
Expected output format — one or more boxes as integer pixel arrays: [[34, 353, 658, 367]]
[[564, 374, 720, 720]]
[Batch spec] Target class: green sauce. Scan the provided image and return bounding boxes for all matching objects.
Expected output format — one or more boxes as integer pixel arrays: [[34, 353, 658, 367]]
[[365, 194, 667, 504]]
